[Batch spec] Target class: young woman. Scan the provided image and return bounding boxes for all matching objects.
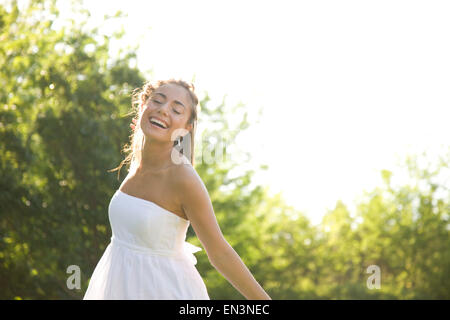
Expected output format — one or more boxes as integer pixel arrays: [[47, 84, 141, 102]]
[[83, 79, 271, 300]]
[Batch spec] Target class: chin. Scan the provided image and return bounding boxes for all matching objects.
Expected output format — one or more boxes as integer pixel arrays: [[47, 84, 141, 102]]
[[142, 122, 172, 143]]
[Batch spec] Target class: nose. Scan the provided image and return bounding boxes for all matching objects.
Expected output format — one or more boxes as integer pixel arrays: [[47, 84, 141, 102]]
[[157, 102, 169, 116]]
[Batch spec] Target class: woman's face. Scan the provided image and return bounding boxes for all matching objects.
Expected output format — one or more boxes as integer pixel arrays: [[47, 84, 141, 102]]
[[140, 83, 193, 143]]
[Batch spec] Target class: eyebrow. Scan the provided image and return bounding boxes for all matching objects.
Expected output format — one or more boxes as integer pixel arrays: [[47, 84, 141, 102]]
[[154, 92, 185, 108]]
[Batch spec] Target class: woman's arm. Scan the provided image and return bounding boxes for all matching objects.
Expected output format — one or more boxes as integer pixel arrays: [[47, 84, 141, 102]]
[[205, 241, 272, 300], [173, 165, 271, 300]]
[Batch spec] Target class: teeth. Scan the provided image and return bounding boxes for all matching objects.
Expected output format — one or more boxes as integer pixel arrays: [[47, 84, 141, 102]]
[[150, 118, 168, 129]]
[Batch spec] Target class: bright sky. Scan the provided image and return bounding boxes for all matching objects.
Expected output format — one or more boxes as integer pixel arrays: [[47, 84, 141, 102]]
[[77, 0, 449, 225]]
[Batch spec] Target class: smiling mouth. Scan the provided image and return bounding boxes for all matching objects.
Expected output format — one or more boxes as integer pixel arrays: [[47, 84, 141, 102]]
[[149, 117, 168, 129]]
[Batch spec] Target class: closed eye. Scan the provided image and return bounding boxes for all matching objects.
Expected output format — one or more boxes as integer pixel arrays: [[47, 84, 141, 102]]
[[153, 99, 181, 114]]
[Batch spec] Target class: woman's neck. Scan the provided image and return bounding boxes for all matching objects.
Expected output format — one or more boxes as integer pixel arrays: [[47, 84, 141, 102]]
[[139, 137, 175, 172]]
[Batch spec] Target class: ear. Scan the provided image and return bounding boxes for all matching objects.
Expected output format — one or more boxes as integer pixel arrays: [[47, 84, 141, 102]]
[[184, 122, 193, 133]]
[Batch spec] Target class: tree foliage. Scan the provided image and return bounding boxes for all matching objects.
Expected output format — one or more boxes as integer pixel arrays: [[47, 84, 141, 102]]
[[1, 0, 449, 300]]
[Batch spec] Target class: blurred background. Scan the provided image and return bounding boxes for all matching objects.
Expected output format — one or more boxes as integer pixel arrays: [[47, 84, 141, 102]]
[[0, 0, 449, 299]]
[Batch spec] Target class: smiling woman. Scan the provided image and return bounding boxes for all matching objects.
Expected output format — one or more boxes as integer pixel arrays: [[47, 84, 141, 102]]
[[113, 79, 199, 176], [83, 79, 272, 300]]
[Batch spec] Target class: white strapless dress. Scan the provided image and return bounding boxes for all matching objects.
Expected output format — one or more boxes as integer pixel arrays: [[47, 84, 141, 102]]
[[83, 189, 210, 300]]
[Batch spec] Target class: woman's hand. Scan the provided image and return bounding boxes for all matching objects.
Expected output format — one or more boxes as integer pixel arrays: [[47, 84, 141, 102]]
[[130, 118, 137, 131], [130, 104, 144, 131]]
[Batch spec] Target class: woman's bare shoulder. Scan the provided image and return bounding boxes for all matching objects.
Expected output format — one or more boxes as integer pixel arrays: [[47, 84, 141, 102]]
[[169, 162, 202, 190], [168, 163, 212, 216]]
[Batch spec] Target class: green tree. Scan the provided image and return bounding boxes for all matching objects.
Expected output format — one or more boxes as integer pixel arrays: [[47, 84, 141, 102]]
[[0, 0, 144, 299], [314, 149, 450, 299], [2, 0, 448, 301]]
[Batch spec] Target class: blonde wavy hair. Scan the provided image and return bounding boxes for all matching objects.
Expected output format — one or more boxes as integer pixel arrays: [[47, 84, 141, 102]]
[[108, 79, 199, 180]]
